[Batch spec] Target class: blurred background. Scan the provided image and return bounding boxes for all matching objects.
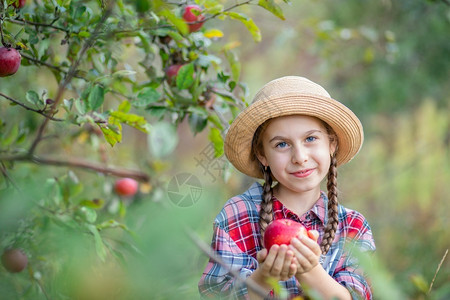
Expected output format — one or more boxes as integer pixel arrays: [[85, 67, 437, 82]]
[[0, 0, 449, 299]]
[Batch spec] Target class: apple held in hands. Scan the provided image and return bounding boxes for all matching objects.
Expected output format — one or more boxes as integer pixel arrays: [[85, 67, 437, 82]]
[[264, 219, 309, 250], [0, 47, 21, 77]]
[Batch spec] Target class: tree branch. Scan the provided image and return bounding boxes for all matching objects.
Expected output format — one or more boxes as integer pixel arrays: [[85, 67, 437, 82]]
[[0, 154, 150, 182], [186, 229, 270, 298], [0, 91, 64, 121], [5, 17, 70, 33], [28, 2, 116, 156], [20, 52, 83, 78]]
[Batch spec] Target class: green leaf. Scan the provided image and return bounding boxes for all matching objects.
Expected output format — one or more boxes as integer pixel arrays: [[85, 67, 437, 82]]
[[86, 224, 107, 262], [101, 124, 122, 147], [109, 111, 149, 133], [88, 85, 105, 110], [79, 198, 105, 209], [224, 50, 241, 82], [410, 274, 429, 294], [26, 90, 42, 106], [208, 127, 224, 158], [176, 63, 195, 90], [188, 112, 208, 134], [134, 87, 161, 107], [258, 0, 285, 20], [1, 124, 19, 147], [77, 206, 97, 223], [160, 9, 189, 36], [112, 70, 136, 78], [118, 100, 131, 113], [224, 12, 261, 42], [75, 98, 87, 114], [78, 31, 91, 38], [146, 106, 167, 119], [147, 121, 179, 158]]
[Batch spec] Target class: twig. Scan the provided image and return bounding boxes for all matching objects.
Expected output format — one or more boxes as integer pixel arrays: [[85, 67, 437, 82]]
[[31, 156, 150, 182], [185, 229, 269, 298], [428, 248, 448, 294], [20, 52, 78, 77], [5, 17, 70, 33], [0, 153, 149, 182], [0, 91, 64, 121], [0, 161, 20, 190]]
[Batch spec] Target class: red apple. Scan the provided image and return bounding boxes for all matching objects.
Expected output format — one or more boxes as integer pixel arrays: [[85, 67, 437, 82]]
[[114, 178, 138, 197], [165, 64, 184, 85], [0, 47, 21, 77], [11, 0, 26, 9], [264, 219, 308, 250], [1, 248, 28, 273], [182, 5, 205, 33]]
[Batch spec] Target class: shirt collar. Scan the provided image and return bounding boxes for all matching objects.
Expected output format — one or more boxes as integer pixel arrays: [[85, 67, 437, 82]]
[[272, 192, 328, 225]]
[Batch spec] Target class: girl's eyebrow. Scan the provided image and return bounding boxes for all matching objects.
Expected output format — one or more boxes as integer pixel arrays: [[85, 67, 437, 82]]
[[268, 129, 323, 143]]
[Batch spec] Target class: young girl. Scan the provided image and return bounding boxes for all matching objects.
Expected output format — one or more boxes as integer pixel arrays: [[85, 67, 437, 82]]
[[199, 76, 376, 299]]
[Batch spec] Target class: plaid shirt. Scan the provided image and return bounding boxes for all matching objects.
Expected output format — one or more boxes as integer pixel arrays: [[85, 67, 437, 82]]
[[199, 182, 376, 299]]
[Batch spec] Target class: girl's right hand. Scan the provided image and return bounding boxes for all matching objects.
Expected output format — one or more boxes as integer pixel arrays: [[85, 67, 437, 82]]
[[251, 244, 297, 286]]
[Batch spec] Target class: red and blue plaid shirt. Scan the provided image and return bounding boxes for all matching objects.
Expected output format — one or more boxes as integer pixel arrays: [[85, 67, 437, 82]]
[[199, 182, 376, 299]]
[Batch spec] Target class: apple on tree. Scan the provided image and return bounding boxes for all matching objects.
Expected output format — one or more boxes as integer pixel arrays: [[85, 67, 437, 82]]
[[0, 47, 21, 77], [165, 64, 184, 85], [1, 248, 28, 273], [114, 178, 139, 197], [182, 5, 205, 33], [11, 0, 27, 9], [264, 219, 318, 250]]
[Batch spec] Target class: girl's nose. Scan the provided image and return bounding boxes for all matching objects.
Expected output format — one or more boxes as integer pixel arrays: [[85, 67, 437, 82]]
[[291, 146, 308, 164]]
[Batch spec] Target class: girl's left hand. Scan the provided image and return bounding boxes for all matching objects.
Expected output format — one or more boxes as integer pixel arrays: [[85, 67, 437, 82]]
[[288, 230, 321, 274]]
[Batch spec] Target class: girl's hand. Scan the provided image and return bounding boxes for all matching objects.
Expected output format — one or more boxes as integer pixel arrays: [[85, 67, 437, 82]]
[[251, 244, 297, 286], [289, 230, 321, 275]]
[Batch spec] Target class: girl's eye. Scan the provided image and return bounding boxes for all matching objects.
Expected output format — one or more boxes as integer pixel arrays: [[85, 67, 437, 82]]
[[306, 136, 317, 143], [276, 142, 288, 148]]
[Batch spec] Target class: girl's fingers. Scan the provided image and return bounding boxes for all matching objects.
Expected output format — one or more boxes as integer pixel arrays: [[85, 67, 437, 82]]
[[261, 244, 297, 280], [307, 229, 319, 241], [261, 245, 279, 273], [279, 248, 294, 279], [269, 244, 288, 275], [289, 237, 320, 271], [256, 248, 268, 264]]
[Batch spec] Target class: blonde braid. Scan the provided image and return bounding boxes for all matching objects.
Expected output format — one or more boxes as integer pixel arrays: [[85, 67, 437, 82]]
[[320, 153, 339, 254], [259, 166, 274, 242]]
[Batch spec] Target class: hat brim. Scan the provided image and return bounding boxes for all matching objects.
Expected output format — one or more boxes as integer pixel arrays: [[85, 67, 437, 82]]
[[224, 93, 363, 179]]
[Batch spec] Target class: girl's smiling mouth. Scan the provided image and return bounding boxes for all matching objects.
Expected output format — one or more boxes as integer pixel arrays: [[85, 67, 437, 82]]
[[291, 168, 315, 178]]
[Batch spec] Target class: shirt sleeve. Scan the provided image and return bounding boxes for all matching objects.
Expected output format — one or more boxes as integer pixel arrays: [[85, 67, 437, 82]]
[[334, 212, 376, 300], [198, 222, 258, 299]]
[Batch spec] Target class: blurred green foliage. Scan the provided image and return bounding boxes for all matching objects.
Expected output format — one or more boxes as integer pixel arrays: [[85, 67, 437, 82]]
[[1, 0, 449, 299]]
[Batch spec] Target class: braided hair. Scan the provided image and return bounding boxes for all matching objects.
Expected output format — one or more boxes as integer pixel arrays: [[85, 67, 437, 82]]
[[251, 122, 274, 241], [320, 152, 339, 254]]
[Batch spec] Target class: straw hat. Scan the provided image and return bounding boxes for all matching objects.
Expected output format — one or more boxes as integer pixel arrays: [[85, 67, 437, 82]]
[[224, 76, 364, 179]]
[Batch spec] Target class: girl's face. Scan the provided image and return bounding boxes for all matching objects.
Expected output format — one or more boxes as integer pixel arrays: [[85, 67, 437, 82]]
[[256, 115, 336, 196]]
